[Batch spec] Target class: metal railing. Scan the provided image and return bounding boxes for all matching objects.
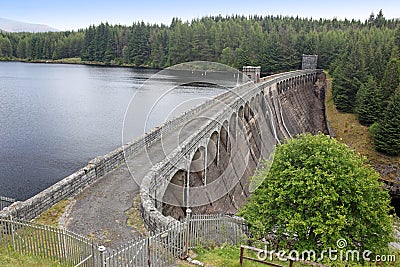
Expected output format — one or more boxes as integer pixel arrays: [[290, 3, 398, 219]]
[[103, 221, 186, 267], [0, 216, 96, 267], [1, 212, 249, 267], [99, 212, 249, 267], [188, 214, 249, 249]]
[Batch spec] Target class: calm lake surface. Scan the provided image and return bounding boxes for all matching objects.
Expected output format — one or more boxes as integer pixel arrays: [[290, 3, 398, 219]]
[[0, 62, 234, 200]]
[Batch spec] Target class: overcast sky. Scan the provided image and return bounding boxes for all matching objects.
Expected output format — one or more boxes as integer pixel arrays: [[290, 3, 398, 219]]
[[1, 0, 399, 31]]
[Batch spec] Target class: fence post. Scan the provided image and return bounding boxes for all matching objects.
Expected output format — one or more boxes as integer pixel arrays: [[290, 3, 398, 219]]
[[9, 215, 16, 251], [98, 245, 106, 267], [147, 236, 152, 267], [183, 208, 192, 258], [91, 240, 96, 267], [240, 246, 244, 266]]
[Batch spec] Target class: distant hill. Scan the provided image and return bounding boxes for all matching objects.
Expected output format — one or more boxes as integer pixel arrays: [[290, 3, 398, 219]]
[[0, 18, 59, 33]]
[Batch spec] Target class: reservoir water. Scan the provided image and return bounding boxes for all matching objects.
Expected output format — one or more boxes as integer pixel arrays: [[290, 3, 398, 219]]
[[0, 62, 233, 200]]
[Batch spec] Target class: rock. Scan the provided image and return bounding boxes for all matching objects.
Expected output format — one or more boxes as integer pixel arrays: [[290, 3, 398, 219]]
[[191, 259, 204, 266]]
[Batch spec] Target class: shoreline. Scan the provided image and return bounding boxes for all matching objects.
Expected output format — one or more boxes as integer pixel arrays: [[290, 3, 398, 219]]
[[0, 58, 286, 76], [0, 57, 164, 70]]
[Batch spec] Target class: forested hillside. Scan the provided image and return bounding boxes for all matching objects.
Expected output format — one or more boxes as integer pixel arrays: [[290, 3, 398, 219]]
[[0, 13, 397, 70], [0, 12, 399, 155]]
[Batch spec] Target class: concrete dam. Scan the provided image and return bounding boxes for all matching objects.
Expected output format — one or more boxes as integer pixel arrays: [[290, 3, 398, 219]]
[[1, 61, 328, 247], [140, 67, 328, 231]]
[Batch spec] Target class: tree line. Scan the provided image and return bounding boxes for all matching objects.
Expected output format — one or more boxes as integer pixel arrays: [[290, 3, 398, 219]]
[[0, 12, 399, 155], [0, 14, 398, 71]]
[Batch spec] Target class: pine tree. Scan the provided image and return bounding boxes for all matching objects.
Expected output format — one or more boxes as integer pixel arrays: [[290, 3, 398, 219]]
[[373, 88, 400, 156], [0, 36, 12, 57], [380, 57, 400, 101], [16, 38, 27, 58], [262, 32, 285, 72], [129, 22, 150, 66], [234, 47, 250, 69], [93, 23, 108, 62], [355, 76, 383, 125], [366, 45, 386, 83], [220, 47, 234, 66], [190, 22, 206, 61], [167, 20, 191, 66], [149, 29, 165, 68], [375, 9, 385, 28], [104, 31, 116, 63], [332, 41, 367, 112], [81, 25, 95, 61], [395, 26, 400, 52]]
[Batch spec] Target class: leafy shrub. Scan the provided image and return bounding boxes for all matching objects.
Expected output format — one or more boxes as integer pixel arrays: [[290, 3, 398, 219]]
[[240, 133, 393, 256]]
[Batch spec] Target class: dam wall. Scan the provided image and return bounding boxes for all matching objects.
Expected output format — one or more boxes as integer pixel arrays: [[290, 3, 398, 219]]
[[140, 70, 327, 230]]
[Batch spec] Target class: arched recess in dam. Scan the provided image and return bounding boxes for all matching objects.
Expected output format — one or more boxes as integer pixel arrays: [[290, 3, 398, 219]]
[[162, 98, 265, 220]]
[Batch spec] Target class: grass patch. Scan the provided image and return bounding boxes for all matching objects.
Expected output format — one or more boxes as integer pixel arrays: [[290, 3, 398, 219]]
[[53, 57, 82, 64], [178, 246, 269, 267], [0, 247, 66, 267], [325, 73, 400, 182], [125, 195, 146, 236], [34, 199, 71, 227]]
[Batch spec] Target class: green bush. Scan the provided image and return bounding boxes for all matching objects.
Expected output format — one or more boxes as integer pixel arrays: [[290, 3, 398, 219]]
[[239, 133, 394, 257]]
